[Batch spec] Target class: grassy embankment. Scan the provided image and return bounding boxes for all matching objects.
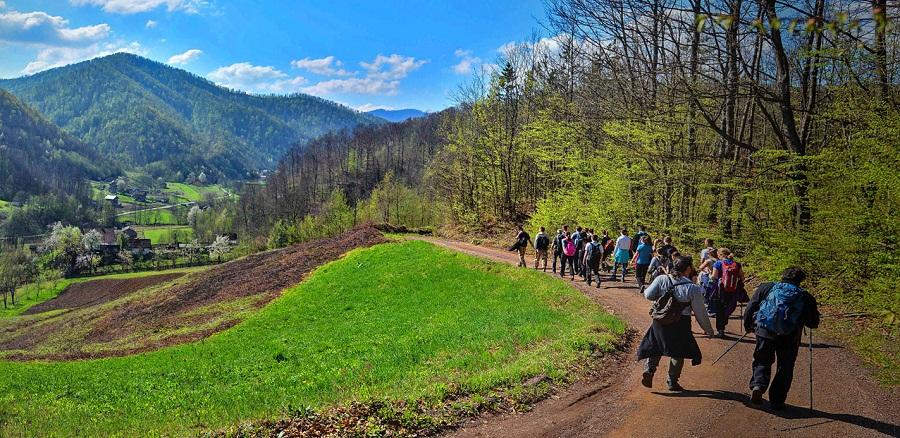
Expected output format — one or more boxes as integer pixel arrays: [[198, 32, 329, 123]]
[[0, 240, 624, 436]]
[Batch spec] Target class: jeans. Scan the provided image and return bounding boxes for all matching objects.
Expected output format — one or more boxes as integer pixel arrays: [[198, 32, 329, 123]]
[[560, 255, 574, 277], [750, 333, 801, 406], [612, 263, 628, 280], [645, 356, 685, 385], [585, 265, 601, 285]]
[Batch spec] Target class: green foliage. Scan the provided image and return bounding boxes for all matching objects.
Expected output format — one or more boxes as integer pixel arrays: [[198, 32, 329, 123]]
[[358, 172, 439, 228], [0, 241, 623, 436], [267, 190, 355, 249], [0, 53, 382, 180]]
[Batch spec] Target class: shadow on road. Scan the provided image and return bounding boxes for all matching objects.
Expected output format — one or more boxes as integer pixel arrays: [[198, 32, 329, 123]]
[[653, 389, 899, 436]]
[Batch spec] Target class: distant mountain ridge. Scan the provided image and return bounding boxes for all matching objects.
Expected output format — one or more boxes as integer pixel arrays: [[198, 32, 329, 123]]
[[366, 108, 427, 122], [0, 53, 383, 181], [0, 89, 117, 200]]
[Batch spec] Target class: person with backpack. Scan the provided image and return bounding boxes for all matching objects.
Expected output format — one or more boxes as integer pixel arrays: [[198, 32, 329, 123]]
[[513, 225, 531, 268], [583, 234, 603, 287], [534, 227, 550, 271], [710, 248, 747, 337], [600, 230, 613, 272], [658, 235, 677, 259], [559, 232, 577, 279], [611, 229, 632, 282], [648, 246, 669, 282], [744, 267, 820, 410], [699, 238, 715, 264], [572, 227, 585, 278], [630, 235, 654, 293], [638, 256, 715, 391], [632, 225, 648, 253], [551, 229, 564, 273]]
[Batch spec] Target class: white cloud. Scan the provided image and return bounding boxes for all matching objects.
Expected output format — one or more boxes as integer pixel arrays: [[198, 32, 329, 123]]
[[145, 19, 157, 28], [290, 55, 352, 76], [167, 48, 201, 65], [302, 53, 425, 97], [361, 54, 427, 80], [452, 48, 481, 75], [70, 0, 205, 14], [0, 10, 110, 46], [0, 2, 7, 9], [22, 41, 144, 74], [207, 62, 307, 94], [355, 103, 393, 112]]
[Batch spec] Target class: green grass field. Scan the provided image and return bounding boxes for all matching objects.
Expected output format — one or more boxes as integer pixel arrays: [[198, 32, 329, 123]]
[[0, 267, 209, 318], [136, 225, 194, 244], [118, 208, 180, 225], [0, 241, 623, 436], [164, 182, 229, 203]]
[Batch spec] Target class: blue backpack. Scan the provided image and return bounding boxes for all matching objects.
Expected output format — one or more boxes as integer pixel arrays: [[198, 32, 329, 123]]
[[756, 282, 806, 335]]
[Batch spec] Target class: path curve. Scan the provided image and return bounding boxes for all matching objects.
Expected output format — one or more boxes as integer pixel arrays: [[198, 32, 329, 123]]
[[422, 237, 899, 438]]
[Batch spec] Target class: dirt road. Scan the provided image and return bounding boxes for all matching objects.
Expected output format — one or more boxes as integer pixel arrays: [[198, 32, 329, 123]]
[[424, 238, 899, 438]]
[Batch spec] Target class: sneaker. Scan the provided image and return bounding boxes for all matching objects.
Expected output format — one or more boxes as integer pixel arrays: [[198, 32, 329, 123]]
[[717, 330, 726, 338], [750, 387, 764, 405], [667, 382, 685, 392], [770, 402, 787, 411], [641, 371, 653, 388]]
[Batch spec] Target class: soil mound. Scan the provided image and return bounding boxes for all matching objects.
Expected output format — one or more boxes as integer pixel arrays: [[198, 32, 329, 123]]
[[22, 273, 184, 315]]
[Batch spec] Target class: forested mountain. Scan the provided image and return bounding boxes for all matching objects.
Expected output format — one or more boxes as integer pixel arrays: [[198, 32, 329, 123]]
[[367, 108, 427, 122], [0, 89, 116, 202], [0, 53, 382, 181]]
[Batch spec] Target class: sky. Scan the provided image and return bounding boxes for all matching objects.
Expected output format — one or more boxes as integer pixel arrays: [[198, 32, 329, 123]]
[[0, 0, 548, 112]]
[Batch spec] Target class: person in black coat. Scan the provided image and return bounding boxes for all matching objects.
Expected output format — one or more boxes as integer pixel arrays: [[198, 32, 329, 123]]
[[744, 267, 820, 410]]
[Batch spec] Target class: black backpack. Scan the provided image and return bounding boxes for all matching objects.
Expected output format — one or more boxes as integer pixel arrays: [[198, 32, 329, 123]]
[[586, 242, 602, 268], [650, 279, 693, 325], [536, 234, 550, 250]]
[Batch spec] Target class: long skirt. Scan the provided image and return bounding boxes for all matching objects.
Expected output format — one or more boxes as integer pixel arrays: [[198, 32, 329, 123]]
[[636, 317, 703, 366]]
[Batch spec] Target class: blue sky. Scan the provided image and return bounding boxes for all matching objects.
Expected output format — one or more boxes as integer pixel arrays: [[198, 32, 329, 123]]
[[0, 0, 547, 111]]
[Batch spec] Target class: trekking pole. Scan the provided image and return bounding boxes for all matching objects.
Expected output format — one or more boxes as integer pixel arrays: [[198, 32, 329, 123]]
[[711, 332, 749, 366], [808, 328, 813, 412]]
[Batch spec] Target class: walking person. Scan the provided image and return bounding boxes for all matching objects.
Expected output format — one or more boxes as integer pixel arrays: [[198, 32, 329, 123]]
[[551, 229, 564, 273], [559, 232, 576, 279], [648, 246, 669, 282], [632, 225, 648, 252], [572, 227, 585, 279], [630, 235, 653, 293], [533, 227, 550, 271], [638, 256, 715, 391], [710, 248, 747, 337], [699, 238, 715, 263], [513, 225, 531, 267], [583, 234, 603, 287], [745, 267, 820, 410], [600, 230, 613, 272], [611, 229, 632, 282]]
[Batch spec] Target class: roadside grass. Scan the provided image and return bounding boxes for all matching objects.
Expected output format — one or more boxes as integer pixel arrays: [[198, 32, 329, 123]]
[[0, 240, 624, 436], [136, 225, 195, 244], [0, 266, 209, 318]]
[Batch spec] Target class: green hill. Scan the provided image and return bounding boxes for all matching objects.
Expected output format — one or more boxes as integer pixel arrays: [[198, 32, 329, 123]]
[[0, 53, 383, 181], [0, 89, 117, 201]]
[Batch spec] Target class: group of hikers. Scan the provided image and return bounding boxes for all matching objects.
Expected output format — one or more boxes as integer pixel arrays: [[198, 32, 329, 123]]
[[511, 224, 820, 411]]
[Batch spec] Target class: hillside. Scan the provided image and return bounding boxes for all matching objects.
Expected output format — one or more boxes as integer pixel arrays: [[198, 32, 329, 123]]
[[0, 89, 116, 201], [0, 53, 383, 181], [367, 108, 427, 122]]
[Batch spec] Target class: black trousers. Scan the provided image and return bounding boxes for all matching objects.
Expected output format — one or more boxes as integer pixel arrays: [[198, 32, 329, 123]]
[[559, 255, 574, 277], [635, 263, 650, 287], [750, 332, 801, 406], [552, 251, 562, 272]]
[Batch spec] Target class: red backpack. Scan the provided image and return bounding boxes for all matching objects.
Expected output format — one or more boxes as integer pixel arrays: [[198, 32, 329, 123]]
[[720, 260, 742, 293]]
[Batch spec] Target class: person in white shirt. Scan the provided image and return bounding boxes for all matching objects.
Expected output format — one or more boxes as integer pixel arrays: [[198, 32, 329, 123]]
[[637, 255, 715, 391], [611, 228, 632, 282]]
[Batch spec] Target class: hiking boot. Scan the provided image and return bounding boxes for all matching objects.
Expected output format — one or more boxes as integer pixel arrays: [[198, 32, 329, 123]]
[[641, 371, 653, 388], [770, 402, 787, 411], [716, 330, 727, 338], [750, 387, 764, 405], [667, 382, 685, 392]]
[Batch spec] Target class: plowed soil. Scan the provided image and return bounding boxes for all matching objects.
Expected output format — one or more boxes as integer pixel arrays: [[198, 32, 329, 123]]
[[1, 225, 387, 361], [22, 273, 185, 315]]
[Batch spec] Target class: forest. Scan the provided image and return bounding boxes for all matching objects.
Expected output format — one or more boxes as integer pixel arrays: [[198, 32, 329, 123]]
[[243, 0, 898, 372]]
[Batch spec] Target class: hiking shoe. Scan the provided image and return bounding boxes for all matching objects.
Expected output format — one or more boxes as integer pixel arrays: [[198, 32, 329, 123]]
[[750, 387, 764, 405], [717, 331, 727, 338], [641, 371, 653, 388], [667, 382, 685, 392], [770, 402, 787, 411]]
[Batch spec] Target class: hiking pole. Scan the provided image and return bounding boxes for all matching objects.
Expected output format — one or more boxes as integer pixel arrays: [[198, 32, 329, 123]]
[[808, 328, 813, 412], [711, 332, 749, 366]]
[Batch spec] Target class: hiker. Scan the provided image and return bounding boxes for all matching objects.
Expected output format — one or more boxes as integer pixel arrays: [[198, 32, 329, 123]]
[[513, 225, 531, 267], [611, 229, 632, 281], [648, 247, 669, 281], [632, 225, 648, 252], [559, 232, 577, 279], [600, 230, 614, 271], [709, 248, 747, 336], [698, 248, 720, 310], [699, 238, 715, 263], [745, 267, 820, 410], [534, 227, 550, 271], [658, 235, 677, 259], [638, 256, 715, 391], [573, 227, 585, 279], [551, 229, 564, 273], [630, 235, 653, 292], [583, 234, 603, 287]]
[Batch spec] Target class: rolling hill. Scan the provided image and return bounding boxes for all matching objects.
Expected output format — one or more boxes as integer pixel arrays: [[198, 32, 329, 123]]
[[0, 53, 383, 181], [0, 89, 117, 201], [367, 108, 427, 122]]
